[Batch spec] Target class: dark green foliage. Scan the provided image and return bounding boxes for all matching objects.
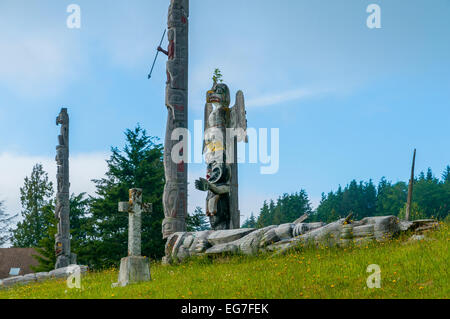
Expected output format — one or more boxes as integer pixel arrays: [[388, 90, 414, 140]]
[[31, 204, 57, 272], [442, 165, 450, 183], [256, 190, 312, 227], [11, 163, 54, 248], [81, 125, 165, 269], [311, 166, 450, 222], [241, 213, 257, 228], [412, 168, 450, 220], [32, 193, 92, 272], [69, 193, 91, 264], [186, 207, 210, 232], [313, 180, 378, 223]]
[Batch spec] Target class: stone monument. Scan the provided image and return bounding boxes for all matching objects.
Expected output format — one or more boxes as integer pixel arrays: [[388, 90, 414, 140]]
[[160, 0, 189, 239], [55, 108, 76, 268], [114, 188, 152, 287], [194, 77, 248, 230]]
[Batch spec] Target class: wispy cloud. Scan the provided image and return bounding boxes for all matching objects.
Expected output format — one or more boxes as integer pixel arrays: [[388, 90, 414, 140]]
[[246, 88, 330, 108], [0, 152, 108, 217]]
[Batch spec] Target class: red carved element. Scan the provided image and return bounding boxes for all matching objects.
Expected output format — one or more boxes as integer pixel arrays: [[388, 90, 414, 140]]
[[177, 161, 185, 172], [174, 104, 184, 112], [168, 40, 175, 60]]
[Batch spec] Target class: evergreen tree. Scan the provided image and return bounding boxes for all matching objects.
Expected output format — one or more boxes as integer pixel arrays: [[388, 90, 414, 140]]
[[32, 193, 91, 272], [0, 200, 17, 247], [31, 204, 57, 272], [241, 212, 257, 228], [256, 190, 312, 227], [11, 163, 54, 247], [376, 179, 407, 216], [83, 125, 165, 269], [442, 165, 450, 183], [186, 207, 210, 232], [256, 201, 271, 228]]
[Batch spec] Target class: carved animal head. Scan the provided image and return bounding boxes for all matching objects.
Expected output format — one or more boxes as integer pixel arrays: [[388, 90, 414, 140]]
[[207, 83, 230, 108], [56, 108, 69, 125], [206, 161, 230, 184]]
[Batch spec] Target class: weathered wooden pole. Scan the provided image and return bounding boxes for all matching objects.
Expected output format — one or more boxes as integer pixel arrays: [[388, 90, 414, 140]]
[[405, 148, 416, 221], [161, 0, 189, 239], [55, 108, 75, 268]]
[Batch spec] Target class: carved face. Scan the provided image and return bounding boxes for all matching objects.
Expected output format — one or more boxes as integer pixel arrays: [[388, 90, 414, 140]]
[[206, 83, 230, 108], [56, 109, 68, 125], [206, 161, 229, 184]]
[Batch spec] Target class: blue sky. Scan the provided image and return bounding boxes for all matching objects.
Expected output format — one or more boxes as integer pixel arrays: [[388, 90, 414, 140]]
[[0, 0, 449, 222]]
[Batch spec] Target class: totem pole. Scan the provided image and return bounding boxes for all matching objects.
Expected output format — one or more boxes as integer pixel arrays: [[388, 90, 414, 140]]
[[194, 76, 248, 230], [55, 108, 75, 268], [160, 0, 189, 239]]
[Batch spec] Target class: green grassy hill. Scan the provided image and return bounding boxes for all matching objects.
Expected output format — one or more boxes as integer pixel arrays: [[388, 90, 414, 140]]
[[1, 223, 448, 299]]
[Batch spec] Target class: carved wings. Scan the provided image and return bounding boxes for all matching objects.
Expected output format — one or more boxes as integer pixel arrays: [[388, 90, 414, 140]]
[[202, 103, 213, 154], [202, 90, 248, 154], [230, 90, 248, 143]]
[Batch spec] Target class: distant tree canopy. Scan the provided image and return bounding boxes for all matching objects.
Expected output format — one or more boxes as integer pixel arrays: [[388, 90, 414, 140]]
[[241, 212, 257, 229], [310, 166, 450, 223], [255, 190, 313, 228], [248, 166, 449, 227], [186, 207, 210, 232]]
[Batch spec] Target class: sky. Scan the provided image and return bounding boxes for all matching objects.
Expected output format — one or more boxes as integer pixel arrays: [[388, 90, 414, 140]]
[[0, 0, 449, 227]]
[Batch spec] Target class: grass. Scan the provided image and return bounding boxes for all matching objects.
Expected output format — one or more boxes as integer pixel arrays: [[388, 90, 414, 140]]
[[1, 223, 448, 299]]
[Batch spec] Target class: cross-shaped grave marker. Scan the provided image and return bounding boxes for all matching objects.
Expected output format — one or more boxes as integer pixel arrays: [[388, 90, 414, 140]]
[[113, 188, 153, 287], [118, 188, 152, 257]]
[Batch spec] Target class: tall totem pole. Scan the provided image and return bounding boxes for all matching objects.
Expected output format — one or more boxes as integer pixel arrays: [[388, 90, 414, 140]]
[[55, 108, 75, 268], [161, 0, 189, 239]]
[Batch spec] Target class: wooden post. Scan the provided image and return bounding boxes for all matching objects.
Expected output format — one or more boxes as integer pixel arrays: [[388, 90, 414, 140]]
[[405, 149, 416, 221]]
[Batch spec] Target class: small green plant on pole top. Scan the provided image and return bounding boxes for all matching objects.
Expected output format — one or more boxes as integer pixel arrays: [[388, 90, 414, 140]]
[[212, 68, 223, 84]]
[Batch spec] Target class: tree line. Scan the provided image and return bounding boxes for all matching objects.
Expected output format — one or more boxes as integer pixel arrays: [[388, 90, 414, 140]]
[[0, 124, 448, 270], [242, 166, 450, 228]]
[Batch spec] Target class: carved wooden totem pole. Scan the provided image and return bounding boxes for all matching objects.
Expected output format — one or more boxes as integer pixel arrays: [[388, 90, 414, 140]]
[[195, 79, 248, 230], [161, 0, 189, 239], [55, 108, 75, 268]]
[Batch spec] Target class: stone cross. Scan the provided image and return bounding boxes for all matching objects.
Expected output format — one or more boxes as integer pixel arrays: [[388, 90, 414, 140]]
[[118, 188, 152, 257]]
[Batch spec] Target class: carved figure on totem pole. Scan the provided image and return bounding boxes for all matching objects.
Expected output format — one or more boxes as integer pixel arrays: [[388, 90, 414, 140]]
[[55, 108, 75, 268], [195, 75, 248, 230], [160, 0, 189, 239]]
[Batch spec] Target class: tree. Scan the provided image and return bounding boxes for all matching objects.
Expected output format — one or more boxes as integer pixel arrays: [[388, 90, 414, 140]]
[[256, 201, 271, 228], [31, 204, 57, 272], [256, 191, 312, 227], [376, 179, 407, 216], [241, 212, 257, 228], [186, 207, 210, 232], [442, 165, 450, 184], [83, 125, 165, 269], [11, 163, 54, 248], [0, 200, 16, 247], [31, 192, 91, 272]]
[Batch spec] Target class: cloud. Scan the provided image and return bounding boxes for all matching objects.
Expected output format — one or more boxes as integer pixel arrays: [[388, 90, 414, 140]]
[[0, 34, 79, 98], [246, 88, 331, 108], [0, 2, 86, 99], [0, 152, 108, 217]]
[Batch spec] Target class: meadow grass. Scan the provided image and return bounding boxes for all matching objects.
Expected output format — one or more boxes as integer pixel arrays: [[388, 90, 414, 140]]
[[1, 223, 448, 299]]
